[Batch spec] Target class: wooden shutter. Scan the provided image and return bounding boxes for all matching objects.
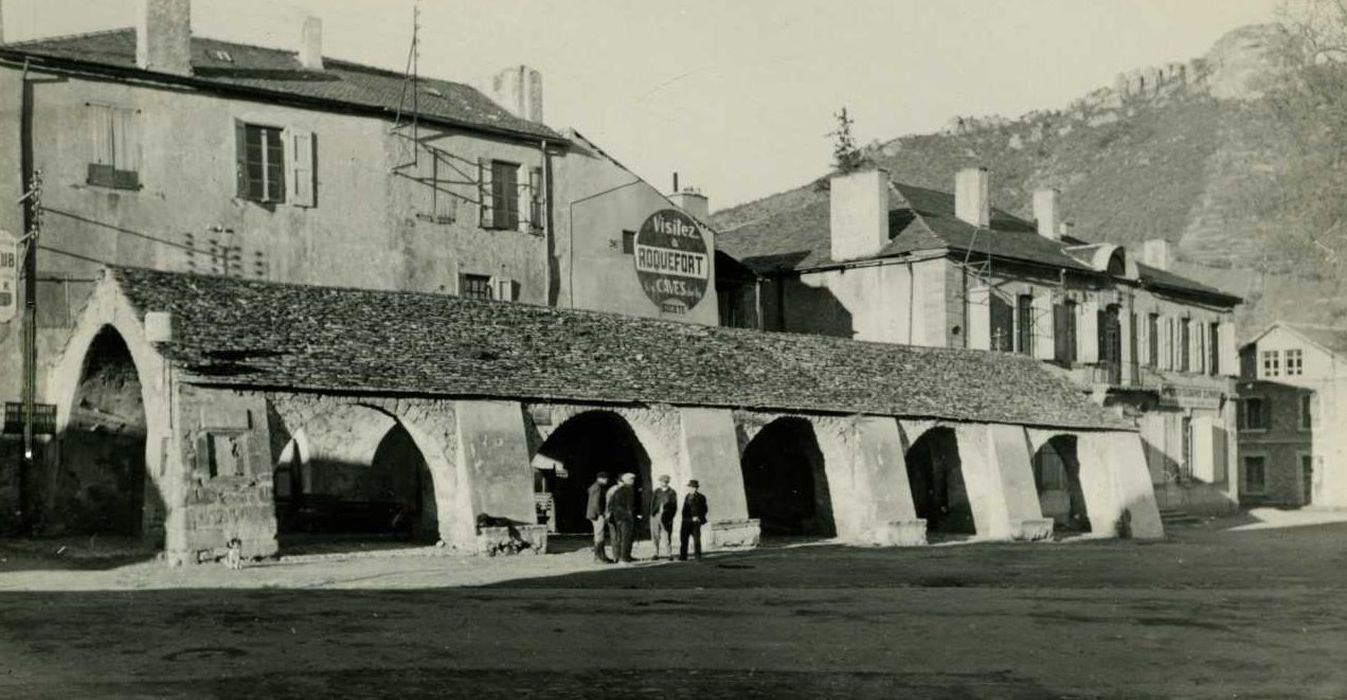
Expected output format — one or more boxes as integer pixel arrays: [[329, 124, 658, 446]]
[[1078, 300, 1099, 363], [88, 104, 112, 165], [516, 164, 530, 232], [478, 157, 493, 228], [1032, 293, 1054, 360], [285, 128, 316, 207], [1194, 321, 1207, 375], [967, 286, 990, 350], [234, 121, 249, 199], [1218, 320, 1237, 376], [527, 166, 543, 232], [492, 276, 516, 301], [1136, 312, 1150, 367], [115, 107, 141, 172], [1053, 303, 1070, 362]]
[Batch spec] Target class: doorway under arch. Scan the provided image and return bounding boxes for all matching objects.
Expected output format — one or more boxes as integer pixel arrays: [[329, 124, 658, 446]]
[[56, 326, 165, 545], [1032, 435, 1091, 533], [740, 417, 835, 538], [905, 427, 975, 536], [534, 411, 652, 536]]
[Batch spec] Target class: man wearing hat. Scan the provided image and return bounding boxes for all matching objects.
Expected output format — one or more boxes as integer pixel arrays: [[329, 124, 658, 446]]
[[586, 471, 614, 564], [649, 475, 678, 561], [606, 472, 638, 563], [679, 479, 709, 561]]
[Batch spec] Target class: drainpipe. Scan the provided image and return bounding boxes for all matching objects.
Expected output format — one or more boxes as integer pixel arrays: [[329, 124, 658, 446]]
[[539, 139, 556, 306]]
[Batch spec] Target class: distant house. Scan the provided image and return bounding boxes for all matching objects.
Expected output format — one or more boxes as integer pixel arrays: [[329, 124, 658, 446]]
[[717, 166, 1244, 519], [1237, 323, 1347, 508]]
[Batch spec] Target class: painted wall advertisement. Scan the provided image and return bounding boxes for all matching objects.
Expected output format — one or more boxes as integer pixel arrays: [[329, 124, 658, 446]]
[[634, 209, 709, 314], [0, 229, 17, 324]]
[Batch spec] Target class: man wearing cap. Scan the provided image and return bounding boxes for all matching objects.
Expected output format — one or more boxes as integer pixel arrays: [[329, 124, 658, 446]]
[[649, 475, 678, 561], [606, 472, 638, 563], [586, 472, 614, 564], [679, 479, 709, 561]]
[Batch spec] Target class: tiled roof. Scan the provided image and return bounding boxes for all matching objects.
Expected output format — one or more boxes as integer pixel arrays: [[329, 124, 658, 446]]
[[715, 176, 1239, 303], [0, 29, 561, 142], [104, 266, 1131, 431]]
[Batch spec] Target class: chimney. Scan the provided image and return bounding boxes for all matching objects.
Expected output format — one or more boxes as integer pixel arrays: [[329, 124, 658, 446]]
[[299, 16, 324, 71], [136, 0, 193, 77], [829, 168, 890, 261], [485, 65, 544, 123], [955, 167, 990, 228], [1142, 239, 1172, 271], [669, 188, 709, 221], [1033, 188, 1060, 241]]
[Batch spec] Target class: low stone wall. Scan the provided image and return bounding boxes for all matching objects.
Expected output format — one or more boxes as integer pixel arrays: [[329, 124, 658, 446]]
[[706, 518, 759, 550], [477, 524, 548, 556]]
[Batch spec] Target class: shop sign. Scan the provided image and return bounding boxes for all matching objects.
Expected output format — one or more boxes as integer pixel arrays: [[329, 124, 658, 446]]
[[0, 230, 17, 323], [634, 209, 708, 314]]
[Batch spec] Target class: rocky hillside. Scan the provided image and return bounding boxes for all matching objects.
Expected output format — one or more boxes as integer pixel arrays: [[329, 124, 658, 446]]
[[713, 25, 1343, 338]]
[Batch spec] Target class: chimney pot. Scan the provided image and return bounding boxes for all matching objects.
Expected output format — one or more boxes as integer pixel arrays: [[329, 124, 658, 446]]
[[955, 167, 990, 228], [300, 16, 324, 71], [1033, 188, 1060, 241], [136, 0, 193, 77], [669, 188, 709, 221], [484, 65, 544, 123], [1142, 239, 1172, 271], [829, 168, 890, 261]]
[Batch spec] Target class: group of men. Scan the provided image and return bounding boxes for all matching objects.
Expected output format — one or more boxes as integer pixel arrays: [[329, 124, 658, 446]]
[[585, 472, 708, 564]]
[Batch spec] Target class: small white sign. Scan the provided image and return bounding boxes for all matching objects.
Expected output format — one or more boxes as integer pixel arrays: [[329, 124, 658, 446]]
[[0, 229, 18, 324]]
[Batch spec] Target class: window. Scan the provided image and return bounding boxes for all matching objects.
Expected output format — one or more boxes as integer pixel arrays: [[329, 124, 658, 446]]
[[234, 122, 315, 206], [490, 161, 520, 230], [1300, 392, 1318, 430], [990, 295, 1014, 352], [1286, 349, 1303, 376], [1209, 322, 1220, 375], [529, 166, 543, 230], [1261, 350, 1280, 378], [1179, 318, 1191, 372], [1147, 313, 1159, 368], [1180, 416, 1193, 480], [1243, 455, 1266, 494], [1240, 397, 1269, 431], [1054, 300, 1077, 364], [622, 230, 636, 254], [86, 103, 141, 190], [460, 273, 493, 300], [1016, 294, 1034, 356]]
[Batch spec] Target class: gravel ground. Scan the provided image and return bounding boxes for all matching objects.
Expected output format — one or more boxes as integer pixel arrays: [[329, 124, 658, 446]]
[[1, 512, 1345, 698]]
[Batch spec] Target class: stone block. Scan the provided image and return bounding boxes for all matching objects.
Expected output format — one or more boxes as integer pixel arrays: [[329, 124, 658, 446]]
[[1013, 518, 1055, 541], [477, 524, 547, 556], [707, 518, 759, 549]]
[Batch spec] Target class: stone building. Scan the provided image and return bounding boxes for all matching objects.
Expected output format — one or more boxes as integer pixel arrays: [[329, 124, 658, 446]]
[[1236, 323, 1347, 508], [45, 266, 1156, 564], [717, 167, 1244, 518], [0, 0, 751, 523]]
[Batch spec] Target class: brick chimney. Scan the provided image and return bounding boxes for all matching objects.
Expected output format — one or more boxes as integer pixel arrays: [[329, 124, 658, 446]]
[[485, 65, 544, 123], [669, 188, 709, 221], [955, 167, 990, 228], [136, 0, 193, 77], [830, 168, 890, 261], [299, 16, 323, 71], [1033, 188, 1060, 241], [1142, 239, 1172, 271]]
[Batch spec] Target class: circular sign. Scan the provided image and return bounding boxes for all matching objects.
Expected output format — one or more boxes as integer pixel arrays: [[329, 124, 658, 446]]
[[634, 209, 709, 314]]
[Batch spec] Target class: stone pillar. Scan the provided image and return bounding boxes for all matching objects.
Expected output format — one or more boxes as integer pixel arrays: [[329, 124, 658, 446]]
[[676, 407, 758, 549], [812, 415, 925, 546], [455, 400, 534, 524], [1027, 429, 1118, 536], [1078, 431, 1164, 539], [953, 423, 1053, 541]]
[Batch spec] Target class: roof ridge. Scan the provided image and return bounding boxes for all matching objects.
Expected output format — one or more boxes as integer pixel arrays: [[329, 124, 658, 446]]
[[1, 26, 134, 48]]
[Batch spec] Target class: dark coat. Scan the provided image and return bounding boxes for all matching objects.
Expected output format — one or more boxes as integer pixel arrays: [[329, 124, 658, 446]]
[[650, 486, 678, 523], [585, 481, 608, 520], [681, 492, 708, 523], [607, 483, 635, 521]]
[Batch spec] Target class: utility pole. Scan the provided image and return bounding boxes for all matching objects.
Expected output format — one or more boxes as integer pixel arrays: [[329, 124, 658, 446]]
[[16, 52, 38, 531]]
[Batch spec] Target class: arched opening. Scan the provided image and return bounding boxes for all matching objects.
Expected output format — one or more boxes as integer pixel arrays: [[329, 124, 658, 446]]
[[905, 427, 975, 536], [1032, 435, 1091, 533], [56, 326, 164, 546], [276, 418, 437, 545], [740, 417, 835, 538], [534, 411, 652, 536]]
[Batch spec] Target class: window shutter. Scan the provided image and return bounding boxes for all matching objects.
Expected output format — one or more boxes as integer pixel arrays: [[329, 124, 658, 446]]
[[1162, 317, 1175, 370], [285, 128, 316, 207], [1032, 293, 1054, 360], [1137, 314, 1150, 367], [967, 286, 991, 350], [1218, 321, 1237, 376], [492, 276, 516, 302], [1078, 300, 1099, 363], [478, 158, 494, 228], [234, 121, 249, 199], [88, 104, 112, 165], [1053, 303, 1070, 361], [516, 164, 530, 232], [116, 107, 141, 172], [527, 166, 543, 233], [1194, 321, 1207, 375]]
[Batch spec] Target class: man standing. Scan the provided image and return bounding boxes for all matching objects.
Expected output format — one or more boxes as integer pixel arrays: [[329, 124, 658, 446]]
[[586, 472, 613, 564], [679, 479, 708, 561], [606, 472, 637, 563], [649, 475, 678, 561]]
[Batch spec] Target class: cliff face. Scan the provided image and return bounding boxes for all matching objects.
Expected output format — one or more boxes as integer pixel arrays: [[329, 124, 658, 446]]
[[714, 25, 1342, 337]]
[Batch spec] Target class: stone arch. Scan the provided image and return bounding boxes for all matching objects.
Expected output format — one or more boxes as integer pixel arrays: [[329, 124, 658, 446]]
[[904, 426, 975, 535], [739, 416, 836, 537], [1030, 434, 1092, 533], [48, 324, 168, 545], [532, 409, 653, 535]]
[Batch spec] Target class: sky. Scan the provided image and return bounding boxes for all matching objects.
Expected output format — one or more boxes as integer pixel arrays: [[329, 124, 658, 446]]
[[2, 0, 1283, 211]]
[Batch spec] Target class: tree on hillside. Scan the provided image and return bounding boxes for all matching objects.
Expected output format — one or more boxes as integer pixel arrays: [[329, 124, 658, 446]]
[[829, 107, 868, 174]]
